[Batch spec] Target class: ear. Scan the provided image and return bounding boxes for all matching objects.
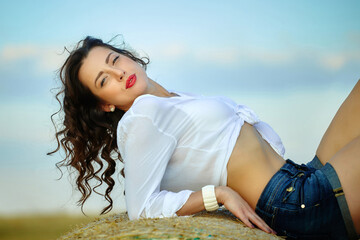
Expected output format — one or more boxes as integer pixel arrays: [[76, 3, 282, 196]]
[[100, 104, 115, 112]]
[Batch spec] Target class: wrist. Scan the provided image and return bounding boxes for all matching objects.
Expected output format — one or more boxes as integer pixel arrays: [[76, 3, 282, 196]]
[[215, 186, 227, 205]]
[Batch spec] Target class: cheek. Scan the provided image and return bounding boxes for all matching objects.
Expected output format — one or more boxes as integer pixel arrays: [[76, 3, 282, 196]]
[[136, 77, 148, 91], [99, 88, 118, 102]]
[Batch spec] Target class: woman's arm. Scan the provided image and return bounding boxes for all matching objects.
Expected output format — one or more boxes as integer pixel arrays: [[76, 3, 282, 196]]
[[176, 186, 276, 235]]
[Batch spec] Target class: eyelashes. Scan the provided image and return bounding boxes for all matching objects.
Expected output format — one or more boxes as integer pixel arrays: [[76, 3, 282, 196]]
[[101, 77, 106, 87], [101, 55, 119, 87], [113, 56, 119, 65]]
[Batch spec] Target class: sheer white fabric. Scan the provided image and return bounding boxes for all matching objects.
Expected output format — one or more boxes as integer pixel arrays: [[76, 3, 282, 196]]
[[116, 90, 285, 220]]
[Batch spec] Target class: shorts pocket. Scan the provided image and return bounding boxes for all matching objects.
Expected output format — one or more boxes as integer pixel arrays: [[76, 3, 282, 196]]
[[255, 206, 277, 229], [272, 206, 331, 239]]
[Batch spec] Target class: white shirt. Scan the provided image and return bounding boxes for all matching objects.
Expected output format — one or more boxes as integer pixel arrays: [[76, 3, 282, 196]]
[[116, 90, 285, 220]]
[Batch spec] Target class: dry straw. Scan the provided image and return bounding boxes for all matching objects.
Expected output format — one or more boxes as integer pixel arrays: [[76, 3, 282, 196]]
[[59, 209, 283, 239]]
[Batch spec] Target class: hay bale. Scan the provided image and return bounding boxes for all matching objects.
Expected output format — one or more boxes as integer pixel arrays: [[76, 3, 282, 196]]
[[59, 209, 283, 239]]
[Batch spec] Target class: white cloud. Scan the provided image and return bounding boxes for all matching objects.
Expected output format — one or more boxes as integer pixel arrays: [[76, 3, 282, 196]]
[[161, 43, 188, 58], [150, 43, 296, 67], [319, 54, 347, 71], [0, 44, 66, 74], [194, 47, 241, 66], [1, 45, 37, 61], [245, 49, 295, 65], [318, 51, 360, 71], [147, 41, 360, 73]]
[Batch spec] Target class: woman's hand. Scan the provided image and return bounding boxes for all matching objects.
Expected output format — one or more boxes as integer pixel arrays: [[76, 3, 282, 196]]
[[216, 186, 276, 235], [176, 186, 276, 235]]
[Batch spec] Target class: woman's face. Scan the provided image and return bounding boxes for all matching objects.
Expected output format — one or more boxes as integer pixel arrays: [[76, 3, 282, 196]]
[[78, 46, 150, 112]]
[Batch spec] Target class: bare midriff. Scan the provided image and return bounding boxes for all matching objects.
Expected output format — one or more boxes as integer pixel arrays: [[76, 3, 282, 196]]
[[226, 122, 286, 210]]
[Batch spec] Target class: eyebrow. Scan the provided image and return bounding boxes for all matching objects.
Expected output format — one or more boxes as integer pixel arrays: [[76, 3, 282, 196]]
[[94, 52, 113, 87]]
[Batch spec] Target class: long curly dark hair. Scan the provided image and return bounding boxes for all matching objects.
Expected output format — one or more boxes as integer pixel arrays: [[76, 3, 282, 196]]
[[48, 36, 149, 214]]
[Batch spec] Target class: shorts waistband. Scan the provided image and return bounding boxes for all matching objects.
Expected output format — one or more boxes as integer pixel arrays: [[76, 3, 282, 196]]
[[281, 159, 313, 175], [306, 155, 324, 169]]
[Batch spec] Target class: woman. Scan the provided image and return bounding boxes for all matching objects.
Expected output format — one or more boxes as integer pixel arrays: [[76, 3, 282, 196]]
[[49, 36, 360, 239]]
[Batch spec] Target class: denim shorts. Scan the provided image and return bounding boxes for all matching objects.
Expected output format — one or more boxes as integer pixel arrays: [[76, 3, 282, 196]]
[[255, 156, 358, 239]]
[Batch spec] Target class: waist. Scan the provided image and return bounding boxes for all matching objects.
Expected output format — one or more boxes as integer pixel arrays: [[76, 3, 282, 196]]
[[226, 122, 285, 209]]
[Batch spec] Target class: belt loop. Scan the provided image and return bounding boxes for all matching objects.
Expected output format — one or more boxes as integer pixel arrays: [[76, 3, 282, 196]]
[[334, 187, 344, 198]]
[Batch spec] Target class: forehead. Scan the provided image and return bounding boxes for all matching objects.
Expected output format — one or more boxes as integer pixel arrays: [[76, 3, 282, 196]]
[[86, 46, 112, 63], [78, 46, 111, 87]]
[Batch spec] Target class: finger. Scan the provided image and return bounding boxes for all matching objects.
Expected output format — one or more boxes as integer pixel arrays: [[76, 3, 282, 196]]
[[248, 214, 276, 234], [231, 204, 275, 234], [250, 219, 273, 234], [245, 211, 269, 227], [234, 210, 255, 229], [240, 217, 255, 229], [251, 214, 269, 228], [237, 214, 276, 235]]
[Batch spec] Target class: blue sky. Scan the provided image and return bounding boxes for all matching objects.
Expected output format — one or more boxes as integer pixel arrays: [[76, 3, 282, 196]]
[[0, 1, 359, 215]]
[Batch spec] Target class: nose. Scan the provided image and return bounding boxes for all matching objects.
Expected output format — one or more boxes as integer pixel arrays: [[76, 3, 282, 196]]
[[110, 68, 126, 81]]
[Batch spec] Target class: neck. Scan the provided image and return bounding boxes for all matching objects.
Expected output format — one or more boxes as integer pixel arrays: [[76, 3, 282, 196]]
[[147, 78, 175, 97]]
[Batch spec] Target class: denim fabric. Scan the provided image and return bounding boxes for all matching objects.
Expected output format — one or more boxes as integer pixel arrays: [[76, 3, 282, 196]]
[[310, 156, 359, 240], [306, 155, 324, 170], [255, 157, 355, 239]]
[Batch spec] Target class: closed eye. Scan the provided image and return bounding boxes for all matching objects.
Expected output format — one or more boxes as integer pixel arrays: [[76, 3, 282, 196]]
[[101, 77, 107, 87], [113, 56, 119, 65]]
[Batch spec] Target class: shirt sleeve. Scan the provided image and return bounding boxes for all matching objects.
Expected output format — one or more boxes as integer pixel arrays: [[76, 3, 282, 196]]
[[117, 114, 193, 220]]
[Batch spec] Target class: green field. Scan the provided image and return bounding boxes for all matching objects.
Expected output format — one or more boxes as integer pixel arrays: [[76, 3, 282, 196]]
[[0, 214, 97, 240]]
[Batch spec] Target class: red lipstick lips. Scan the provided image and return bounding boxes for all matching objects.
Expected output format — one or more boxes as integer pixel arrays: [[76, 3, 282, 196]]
[[126, 74, 136, 89]]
